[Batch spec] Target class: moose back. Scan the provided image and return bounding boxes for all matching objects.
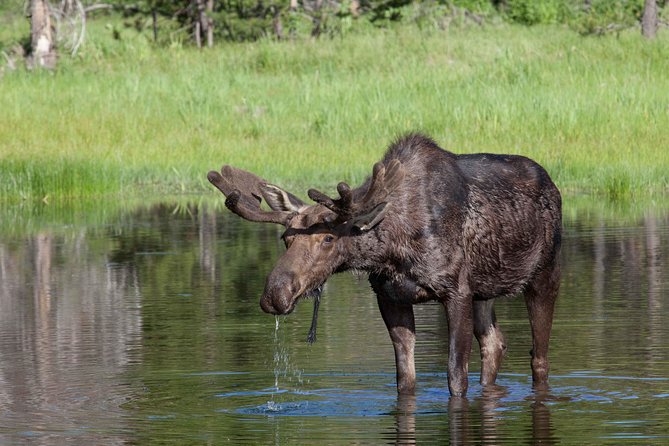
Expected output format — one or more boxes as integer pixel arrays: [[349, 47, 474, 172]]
[[208, 134, 561, 397]]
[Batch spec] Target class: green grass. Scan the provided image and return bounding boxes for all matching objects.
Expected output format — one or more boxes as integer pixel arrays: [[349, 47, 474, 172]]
[[1, 21, 668, 202]]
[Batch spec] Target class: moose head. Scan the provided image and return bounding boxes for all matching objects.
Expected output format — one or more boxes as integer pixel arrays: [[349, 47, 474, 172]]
[[207, 160, 405, 316]]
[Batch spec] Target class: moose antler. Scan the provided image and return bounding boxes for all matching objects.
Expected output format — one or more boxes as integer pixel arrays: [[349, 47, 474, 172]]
[[207, 166, 294, 225], [308, 159, 405, 219]]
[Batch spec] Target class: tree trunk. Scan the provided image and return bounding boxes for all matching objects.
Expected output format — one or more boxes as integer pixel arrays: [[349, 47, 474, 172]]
[[193, 0, 213, 48], [151, 8, 158, 42], [642, 0, 658, 39], [61, 0, 75, 14], [194, 0, 202, 48], [350, 0, 360, 17], [272, 5, 283, 40], [310, 0, 324, 37], [206, 0, 214, 47], [194, 20, 202, 48], [30, 0, 57, 69]]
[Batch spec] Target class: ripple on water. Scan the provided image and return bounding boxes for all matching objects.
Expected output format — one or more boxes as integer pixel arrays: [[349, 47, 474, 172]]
[[212, 370, 668, 418]]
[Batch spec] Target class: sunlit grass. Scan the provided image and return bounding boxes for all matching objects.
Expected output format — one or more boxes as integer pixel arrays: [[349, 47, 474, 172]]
[[1, 22, 668, 201]]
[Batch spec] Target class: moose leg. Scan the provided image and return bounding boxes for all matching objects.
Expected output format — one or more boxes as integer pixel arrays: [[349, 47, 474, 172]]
[[473, 299, 506, 386], [444, 297, 474, 397], [376, 295, 416, 394], [524, 262, 560, 388]]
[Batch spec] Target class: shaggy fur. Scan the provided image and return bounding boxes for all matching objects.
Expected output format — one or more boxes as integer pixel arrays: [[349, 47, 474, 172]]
[[208, 133, 562, 397]]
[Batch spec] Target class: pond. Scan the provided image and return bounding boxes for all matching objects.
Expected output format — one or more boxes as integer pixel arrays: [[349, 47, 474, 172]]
[[0, 198, 668, 445]]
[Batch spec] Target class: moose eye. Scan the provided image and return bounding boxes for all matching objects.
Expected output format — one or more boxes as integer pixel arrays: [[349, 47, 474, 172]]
[[323, 235, 335, 244]]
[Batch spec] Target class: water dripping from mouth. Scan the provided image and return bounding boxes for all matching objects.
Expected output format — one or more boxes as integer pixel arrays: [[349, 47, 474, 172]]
[[266, 317, 281, 413], [267, 316, 307, 414], [273, 316, 281, 393]]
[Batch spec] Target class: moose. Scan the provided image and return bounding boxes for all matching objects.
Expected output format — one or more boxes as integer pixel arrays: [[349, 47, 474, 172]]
[[208, 134, 561, 397]]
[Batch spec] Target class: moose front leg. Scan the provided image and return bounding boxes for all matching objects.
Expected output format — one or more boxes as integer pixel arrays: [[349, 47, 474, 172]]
[[376, 294, 416, 394], [444, 296, 474, 397]]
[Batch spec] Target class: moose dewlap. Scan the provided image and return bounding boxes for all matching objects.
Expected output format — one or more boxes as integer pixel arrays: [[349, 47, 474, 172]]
[[207, 133, 561, 397]]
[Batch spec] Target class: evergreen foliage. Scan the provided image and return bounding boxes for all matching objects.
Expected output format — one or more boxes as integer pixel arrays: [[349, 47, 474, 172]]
[[1, 0, 666, 50]]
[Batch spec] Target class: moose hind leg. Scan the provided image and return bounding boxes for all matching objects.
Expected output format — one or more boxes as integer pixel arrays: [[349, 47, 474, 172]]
[[524, 262, 560, 387], [473, 299, 507, 386]]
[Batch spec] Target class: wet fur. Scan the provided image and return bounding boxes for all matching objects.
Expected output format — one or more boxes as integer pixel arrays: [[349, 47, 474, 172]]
[[340, 134, 560, 301], [211, 133, 562, 397]]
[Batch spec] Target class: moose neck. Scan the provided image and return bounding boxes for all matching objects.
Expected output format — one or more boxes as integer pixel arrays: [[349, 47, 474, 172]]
[[341, 220, 401, 274]]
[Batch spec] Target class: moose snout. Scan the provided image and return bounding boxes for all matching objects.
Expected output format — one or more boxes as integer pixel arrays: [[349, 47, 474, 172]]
[[259, 272, 299, 315], [259, 295, 278, 314]]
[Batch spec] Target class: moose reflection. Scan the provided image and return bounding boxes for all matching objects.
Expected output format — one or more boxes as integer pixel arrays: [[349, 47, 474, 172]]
[[208, 134, 562, 397]]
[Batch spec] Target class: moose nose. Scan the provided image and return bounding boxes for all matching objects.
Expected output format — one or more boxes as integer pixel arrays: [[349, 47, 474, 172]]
[[260, 296, 278, 315], [260, 270, 299, 315], [260, 289, 295, 315]]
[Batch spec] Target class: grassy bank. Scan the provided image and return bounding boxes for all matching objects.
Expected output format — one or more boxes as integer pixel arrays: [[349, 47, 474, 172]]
[[1, 192, 666, 239], [1, 22, 668, 201]]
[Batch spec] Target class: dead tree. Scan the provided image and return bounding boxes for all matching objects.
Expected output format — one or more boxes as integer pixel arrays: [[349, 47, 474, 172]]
[[642, 0, 658, 39], [30, 0, 57, 68], [193, 0, 214, 48]]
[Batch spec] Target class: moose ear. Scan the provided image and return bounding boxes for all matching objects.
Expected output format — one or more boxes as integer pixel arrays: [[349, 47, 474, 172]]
[[351, 202, 388, 232], [261, 184, 307, 213]]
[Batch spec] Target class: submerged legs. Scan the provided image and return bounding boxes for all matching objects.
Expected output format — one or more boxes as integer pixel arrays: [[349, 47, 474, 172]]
[[377, 296, 416, 394], [473, 299, 507, 386], [524, 263, 561, 387], [371, 275, 416, 394], [371, 257, 559, 396], [444, 297, 474, 397]]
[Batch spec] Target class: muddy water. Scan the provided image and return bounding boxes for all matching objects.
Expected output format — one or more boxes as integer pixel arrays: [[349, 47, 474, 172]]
[[0, 200, 668, 444]]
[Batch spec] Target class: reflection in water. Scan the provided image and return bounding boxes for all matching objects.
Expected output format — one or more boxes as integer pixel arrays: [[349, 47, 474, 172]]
[[392, 385, 557, 445], [398, 385, 555, 446], [395, 393, 416, 445], [479, 385, 505, 445], [0, 230, 143, 445], [529, 389, 556, 446], [0, 201, 667, 444], [447, 396, 469, 445]]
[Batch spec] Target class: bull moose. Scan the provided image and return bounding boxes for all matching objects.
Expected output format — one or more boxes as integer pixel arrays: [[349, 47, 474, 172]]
[[207, 134, 561, 397]]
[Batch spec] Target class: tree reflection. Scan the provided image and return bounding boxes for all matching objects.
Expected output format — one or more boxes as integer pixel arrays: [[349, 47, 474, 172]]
[[0, 229, 142, 444], [558, 211, 669, 376]]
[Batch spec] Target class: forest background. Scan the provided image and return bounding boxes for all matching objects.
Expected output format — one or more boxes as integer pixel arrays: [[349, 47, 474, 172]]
[[0, 0, 668, 203]]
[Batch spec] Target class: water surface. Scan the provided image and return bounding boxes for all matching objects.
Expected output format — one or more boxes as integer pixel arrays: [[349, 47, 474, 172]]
[[0, 200, 668, 444]]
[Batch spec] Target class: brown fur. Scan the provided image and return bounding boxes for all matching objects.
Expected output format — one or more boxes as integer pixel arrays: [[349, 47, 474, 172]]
[[208, 133, 562, 397]]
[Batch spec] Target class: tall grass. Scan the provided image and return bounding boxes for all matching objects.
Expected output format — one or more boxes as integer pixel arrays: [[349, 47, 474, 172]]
[[1, 22, 668, 201]]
